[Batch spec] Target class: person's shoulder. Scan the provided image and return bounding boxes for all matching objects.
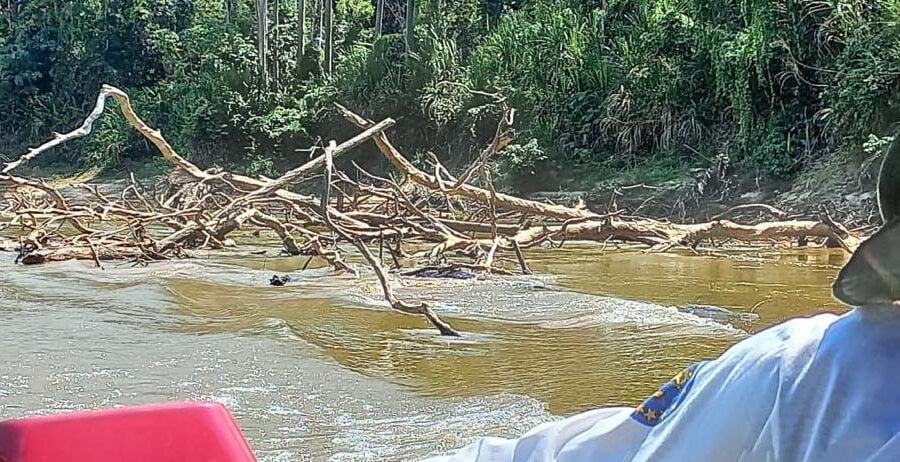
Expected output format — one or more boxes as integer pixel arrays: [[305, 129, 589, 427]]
[[761, 311, 842, 338], [670, 311, 845, 392], [725, 311, 842, 363], [646, 313, 844, 420], [659, 312, 845, 411]]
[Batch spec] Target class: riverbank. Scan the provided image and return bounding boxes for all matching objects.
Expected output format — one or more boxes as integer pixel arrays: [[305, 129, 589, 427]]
[[36, 149, 879, 235], [521, 153, 881, 231]]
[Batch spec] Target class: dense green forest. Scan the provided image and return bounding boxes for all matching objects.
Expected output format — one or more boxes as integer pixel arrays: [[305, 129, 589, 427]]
[[1, 0, 900, 190]]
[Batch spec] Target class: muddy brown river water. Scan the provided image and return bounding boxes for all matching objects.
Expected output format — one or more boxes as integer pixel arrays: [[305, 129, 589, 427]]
[[0, 244, 849, 460]]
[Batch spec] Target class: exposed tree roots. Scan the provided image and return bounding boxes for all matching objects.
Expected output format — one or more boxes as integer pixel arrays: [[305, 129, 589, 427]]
[[0, 85, 864, 335]]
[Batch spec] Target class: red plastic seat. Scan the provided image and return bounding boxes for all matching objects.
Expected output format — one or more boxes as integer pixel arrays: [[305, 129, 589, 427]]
[[0, 401, 257, 462]]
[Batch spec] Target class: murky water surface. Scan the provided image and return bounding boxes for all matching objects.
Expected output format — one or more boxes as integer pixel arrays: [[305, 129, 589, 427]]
[[0, 244, 848, 460]]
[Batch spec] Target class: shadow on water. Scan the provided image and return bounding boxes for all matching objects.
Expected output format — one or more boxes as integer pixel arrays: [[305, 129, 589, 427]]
[[0, 244, 849, 460]]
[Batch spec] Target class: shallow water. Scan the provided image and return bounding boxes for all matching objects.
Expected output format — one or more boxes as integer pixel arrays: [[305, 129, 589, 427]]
[[0, 244, 848, 460]]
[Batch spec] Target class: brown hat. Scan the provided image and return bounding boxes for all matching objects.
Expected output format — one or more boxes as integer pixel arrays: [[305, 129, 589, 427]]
[[832, 135, 900, 306]]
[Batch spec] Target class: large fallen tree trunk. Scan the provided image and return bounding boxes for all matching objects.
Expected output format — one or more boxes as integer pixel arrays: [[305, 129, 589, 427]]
[[0, 86, 868, 335], [334, 104, 861, 253], [336, 104, 597, 221], [510, 218, 860, 248]]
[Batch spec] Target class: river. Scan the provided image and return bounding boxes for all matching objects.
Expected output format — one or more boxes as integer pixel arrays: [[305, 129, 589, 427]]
[[0, 244, 848, 460]]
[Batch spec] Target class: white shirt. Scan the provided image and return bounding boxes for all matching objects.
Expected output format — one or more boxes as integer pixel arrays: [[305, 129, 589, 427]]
[[423, 306, 900, 462]]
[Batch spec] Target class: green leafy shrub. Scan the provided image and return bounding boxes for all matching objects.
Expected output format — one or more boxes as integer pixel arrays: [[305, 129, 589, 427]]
[[5, 0, 900, 185]]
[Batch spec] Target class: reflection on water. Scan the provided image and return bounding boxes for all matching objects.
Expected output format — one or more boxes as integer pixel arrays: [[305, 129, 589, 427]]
[[526, 245, 848, 329], [0, 244, 848, 460]]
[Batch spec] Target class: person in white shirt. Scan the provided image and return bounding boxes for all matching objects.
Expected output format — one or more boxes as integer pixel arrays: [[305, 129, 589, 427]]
[[423, 136, 900, 462]]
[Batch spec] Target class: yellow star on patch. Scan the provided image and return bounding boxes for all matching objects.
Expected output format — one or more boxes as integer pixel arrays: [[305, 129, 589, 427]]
[[673, 368, 694, 388]]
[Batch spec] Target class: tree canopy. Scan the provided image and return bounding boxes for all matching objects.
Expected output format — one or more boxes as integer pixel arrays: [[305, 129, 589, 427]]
[[2, 0, 899, 186]]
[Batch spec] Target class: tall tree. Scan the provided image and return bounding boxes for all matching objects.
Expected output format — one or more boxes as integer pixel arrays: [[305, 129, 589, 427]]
[[313, 0, 322, 52], [224, 0, 233, 24], [324, 0, 333, 74], [297, 0, 305, 71], [6, 0, 17, 28], [256, 0, 269, 86], [273, 0, 281, 87], [374, 0, 385, 37], [405, 0, 415, 53], [311, 0, 324, 75]]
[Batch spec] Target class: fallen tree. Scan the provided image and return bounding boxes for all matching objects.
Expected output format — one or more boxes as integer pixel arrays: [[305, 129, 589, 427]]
[[0, 85, 864, 335]]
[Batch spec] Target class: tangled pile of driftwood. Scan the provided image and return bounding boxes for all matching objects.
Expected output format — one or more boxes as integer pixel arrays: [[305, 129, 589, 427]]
[[0, 85, 863, 335]]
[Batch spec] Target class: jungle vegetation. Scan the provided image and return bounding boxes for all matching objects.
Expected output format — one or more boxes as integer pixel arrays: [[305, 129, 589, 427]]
[[1, 0, 899, 190]]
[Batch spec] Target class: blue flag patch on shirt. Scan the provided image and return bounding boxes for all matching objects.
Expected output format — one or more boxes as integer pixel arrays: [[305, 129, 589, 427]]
[[631, 360, 707, 427]]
